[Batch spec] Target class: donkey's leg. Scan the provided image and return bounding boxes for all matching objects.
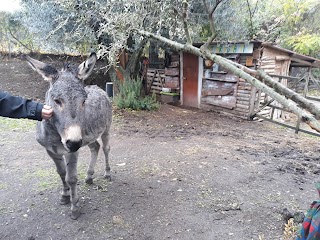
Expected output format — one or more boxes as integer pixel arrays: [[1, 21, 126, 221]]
[[46, 150, 70, 205], [101, 129, 111, 181], [85, 141, 100, 184], [64, 152, 80, 220]]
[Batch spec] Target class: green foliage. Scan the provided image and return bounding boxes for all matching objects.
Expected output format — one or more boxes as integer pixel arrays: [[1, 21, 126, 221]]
[[16, 0, 97, 54], [0, 117, 36, 131], [114, 78, 159, 111], [285, 33, 320, 55], [251, 0, 320, 56], [199, 24, 212, 42], [0, 11, 35, 53]]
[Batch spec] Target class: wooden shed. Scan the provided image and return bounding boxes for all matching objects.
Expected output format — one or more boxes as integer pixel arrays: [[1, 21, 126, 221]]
[[177, 41, 320, 119]]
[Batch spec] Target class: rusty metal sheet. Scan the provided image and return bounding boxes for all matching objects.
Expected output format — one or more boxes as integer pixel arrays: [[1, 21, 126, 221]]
[[201, 77, 238, 109]]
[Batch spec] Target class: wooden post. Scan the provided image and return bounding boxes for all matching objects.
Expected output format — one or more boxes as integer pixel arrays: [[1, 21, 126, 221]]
[[310, 73, 320, 90], [303, 68, 311, 97], [271, 106, 275, 120], [296, 68, 311, 133], [295, 118, 301, 134], [295, 68, 311, 133], [248, 86, 257, 117], [273, 77, 282, 119]]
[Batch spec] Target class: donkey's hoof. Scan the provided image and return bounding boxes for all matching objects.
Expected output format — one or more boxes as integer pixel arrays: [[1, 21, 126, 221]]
[[104, 174, 112, 182], [60, 195, 70, 205], [70, 210, 81, 220], [85, 177, 94, 185]]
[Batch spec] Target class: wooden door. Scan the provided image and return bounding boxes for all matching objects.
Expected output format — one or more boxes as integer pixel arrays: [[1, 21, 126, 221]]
[[182, 52, 199, 108]]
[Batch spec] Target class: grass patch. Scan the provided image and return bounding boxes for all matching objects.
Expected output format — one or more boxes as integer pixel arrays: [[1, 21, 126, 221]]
[[0, 117, 36, 131], [283, 218, 299, 240], [308, 89, 320, 97], [25, 168, 59, 191], [77, 163, 88, 181], [139, 163, 161, 177], [0, 182, 8, 190]]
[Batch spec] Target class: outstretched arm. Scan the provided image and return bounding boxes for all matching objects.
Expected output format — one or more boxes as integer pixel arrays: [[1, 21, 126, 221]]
[[0, 91, 52, 120]]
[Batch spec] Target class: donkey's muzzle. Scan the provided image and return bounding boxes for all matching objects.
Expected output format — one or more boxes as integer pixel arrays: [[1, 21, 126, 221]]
[[66, 140, 82, 152]]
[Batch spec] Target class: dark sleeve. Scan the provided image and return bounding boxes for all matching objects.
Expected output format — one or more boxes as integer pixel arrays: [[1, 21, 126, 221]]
[[0, 91, 43, 121]]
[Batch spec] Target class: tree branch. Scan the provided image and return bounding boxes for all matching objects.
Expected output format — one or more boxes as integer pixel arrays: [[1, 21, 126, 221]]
[[6, 27, 33, 52], [246, 0, 254, 38], [182, 0, 192, 44], [202, 0, 224, 48]]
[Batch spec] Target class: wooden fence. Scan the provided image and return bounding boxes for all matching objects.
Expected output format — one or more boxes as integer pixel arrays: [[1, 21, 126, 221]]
[[146, 69, 165, 94], [251, 73, 320, 137]]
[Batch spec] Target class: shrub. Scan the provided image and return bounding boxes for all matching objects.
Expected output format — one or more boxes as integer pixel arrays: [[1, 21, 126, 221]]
[[113, 78, 160, 111]]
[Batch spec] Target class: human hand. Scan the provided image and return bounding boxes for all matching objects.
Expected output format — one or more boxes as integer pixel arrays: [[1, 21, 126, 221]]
[[42, 105, 53, 120]]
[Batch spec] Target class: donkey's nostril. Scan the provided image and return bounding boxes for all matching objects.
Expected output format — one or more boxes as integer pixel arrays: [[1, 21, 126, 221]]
[[66, 140, 82, 152]]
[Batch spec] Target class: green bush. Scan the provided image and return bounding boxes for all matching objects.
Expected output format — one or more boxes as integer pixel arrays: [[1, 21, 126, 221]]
[[114, 78, 160, 111]]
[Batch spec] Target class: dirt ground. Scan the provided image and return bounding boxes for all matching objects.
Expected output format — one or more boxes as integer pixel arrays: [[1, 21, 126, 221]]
[[1, 57, 320, 240]]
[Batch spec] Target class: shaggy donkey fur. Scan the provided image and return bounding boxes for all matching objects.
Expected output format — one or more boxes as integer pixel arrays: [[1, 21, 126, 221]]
[[25, 53, 112, 219]]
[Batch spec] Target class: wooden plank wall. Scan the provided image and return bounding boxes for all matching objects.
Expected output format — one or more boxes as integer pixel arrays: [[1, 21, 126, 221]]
[[201, 55, 256, 118], [258, 47, 291, 119]]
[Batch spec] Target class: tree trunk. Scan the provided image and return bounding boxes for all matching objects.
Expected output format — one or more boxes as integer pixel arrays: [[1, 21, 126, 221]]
[[122, 37, 148, 81], [135, 29, 320, 133]]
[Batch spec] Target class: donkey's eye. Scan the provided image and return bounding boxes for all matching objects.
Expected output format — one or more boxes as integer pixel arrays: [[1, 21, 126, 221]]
[[54, 99, 62, 106]]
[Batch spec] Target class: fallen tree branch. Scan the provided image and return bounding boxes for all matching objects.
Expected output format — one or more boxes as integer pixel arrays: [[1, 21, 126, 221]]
[[134, 29, 320, 132]]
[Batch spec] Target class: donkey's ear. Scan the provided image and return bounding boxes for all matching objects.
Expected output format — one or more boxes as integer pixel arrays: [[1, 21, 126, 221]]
[[23, 55, 58, 82], [77, 52, 97, 80]]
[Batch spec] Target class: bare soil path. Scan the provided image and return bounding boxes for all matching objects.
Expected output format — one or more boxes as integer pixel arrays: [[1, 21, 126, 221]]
[[1, 57, 320, 240]]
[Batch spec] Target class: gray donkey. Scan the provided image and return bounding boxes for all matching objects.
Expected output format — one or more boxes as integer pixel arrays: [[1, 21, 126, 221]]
[[24, 53, 112, 220]]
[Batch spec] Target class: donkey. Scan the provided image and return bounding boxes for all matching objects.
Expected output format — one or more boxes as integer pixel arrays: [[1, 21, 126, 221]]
[[24, 53, 112, 220]]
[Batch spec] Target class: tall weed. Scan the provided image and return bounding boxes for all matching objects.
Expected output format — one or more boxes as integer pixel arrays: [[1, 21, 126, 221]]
[[114, 78, 159, 111]]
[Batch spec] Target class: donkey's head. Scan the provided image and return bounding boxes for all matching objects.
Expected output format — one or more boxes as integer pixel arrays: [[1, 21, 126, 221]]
[[25, 53, 97, 152]]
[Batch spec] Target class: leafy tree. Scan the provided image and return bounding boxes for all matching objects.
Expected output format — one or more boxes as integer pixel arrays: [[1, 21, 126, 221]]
[[0, 11, 34, 54], [248, 0, 320, 57], [17, 0, 97, 54]]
